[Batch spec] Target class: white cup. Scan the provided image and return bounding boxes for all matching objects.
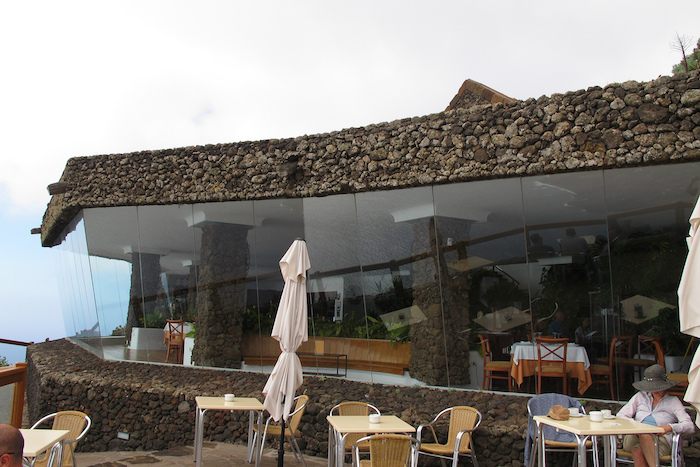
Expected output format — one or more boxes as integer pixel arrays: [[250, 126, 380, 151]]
[[369, 413, 381, 424], [601, 409, 612, 418], [589, 411, 603, 422], [568, 407, 579, 416], [224, 393, 235, 402]]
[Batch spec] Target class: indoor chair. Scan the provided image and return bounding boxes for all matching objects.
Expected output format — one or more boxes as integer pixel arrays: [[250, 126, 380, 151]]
[[164, 319, 184, 364], [535, 337, 570, 395], [351, 434, 420, 467], [589, 336, 622, 400], [478, 334, 513, 391], [416, 406, 481, 467], [30, 411, 91, 467]]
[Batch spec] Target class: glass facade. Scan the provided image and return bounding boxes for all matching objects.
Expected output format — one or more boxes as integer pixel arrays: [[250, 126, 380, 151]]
[[52, 161, 700, 399]]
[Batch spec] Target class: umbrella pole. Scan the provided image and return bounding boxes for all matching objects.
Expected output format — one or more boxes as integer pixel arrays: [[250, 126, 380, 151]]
[[278, 397, 285, 467]]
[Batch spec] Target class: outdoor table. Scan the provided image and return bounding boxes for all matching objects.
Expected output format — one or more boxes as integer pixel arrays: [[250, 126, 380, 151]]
[[326, 415, 415, 467], [20, 428, 70, 467], [194, 396, 264, 467], [511, 341, 592, 394], [532, 415, 665, 467]]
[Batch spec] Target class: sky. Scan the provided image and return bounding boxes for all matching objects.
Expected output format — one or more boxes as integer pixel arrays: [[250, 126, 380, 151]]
[[0, 0, 698, 365]]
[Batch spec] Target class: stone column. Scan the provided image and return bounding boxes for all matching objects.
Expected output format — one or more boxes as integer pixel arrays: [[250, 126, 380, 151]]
[[125, 252, 162, 344], [408, 217, 471, 386], [192, 223, 249, 368]]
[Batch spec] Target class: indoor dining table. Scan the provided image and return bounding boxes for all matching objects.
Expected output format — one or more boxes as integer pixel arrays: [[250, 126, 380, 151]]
[[511, 341, 592, 394], [19, 428, 70, 467], [327, 415, 415, 467]]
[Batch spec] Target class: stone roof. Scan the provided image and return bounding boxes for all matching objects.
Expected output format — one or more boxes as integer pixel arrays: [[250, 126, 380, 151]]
[[445, 79, 517, 110], [41, 72, 700, 247]]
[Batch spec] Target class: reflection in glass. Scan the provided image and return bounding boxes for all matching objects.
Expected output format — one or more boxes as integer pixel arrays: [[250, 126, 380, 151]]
[[604, 163, 700, 391], [54, 214, 102, 357], [356, 187, 447, 384], [436, 178, 528, 386]]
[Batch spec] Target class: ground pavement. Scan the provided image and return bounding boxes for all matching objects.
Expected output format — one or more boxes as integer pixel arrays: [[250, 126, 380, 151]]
[[74, 441, 327, 467]]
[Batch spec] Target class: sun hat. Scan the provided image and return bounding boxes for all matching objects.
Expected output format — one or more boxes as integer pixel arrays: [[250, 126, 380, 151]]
[[546, 405, 570, 420], [632, 364, 678, 392]]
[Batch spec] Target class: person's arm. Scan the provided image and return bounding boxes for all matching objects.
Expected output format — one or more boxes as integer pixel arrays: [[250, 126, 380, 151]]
[[617, 393, 640, 420], [667, 397, 695, 434]]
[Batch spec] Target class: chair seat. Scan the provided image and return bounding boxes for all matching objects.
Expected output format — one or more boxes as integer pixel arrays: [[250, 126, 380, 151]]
[[614, 357, 654, 367], [589, 363, 610, 373], [419, 443, 472, 455], [617, 448, 671, 463], [547, 440, 594, 448], [485, 361, 512, 370], [535, 365, 571, 374], [253, 423, 299, 438]]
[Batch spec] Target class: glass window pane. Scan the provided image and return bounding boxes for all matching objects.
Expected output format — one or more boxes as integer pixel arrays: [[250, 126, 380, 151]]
[[190, 201, 257, 368], [54, 214, 102, 356], [523, 171, 611, 396], [303, 194, 363, 377], [356, 187, 443, 385], [435, 178, 528, 390], [604, 162, 700, 390]]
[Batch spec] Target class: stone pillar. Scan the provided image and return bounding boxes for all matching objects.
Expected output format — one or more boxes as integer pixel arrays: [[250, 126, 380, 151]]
[[192, 223, 249, 368], [408, 218, 471, 386], [125, 252, 162, 344]]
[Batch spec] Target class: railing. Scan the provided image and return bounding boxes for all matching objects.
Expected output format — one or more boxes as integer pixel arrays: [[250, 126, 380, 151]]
[[0, 338, 32, 347], [0, 338, 32, 427], [0, 363, 27, 427]]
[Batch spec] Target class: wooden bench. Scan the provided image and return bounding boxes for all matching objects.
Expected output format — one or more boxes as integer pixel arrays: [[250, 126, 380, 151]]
[[242, 335, 411, 375]]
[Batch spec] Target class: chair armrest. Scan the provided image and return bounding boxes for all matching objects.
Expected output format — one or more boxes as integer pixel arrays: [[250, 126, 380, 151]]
[[416, 423, 438, 443]]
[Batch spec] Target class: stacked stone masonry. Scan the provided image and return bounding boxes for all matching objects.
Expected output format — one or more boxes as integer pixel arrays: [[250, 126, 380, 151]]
[[26, 340, 700, 466], [41, 72, 700, 247]]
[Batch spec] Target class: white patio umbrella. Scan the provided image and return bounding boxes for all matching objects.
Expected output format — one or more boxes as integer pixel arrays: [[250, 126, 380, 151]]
[[262, 239, 310, 464], [679, 195, 700, 425]]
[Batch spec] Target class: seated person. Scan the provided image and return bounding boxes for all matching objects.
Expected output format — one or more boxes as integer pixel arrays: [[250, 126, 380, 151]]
[[548, 310, 567, 338], [616, 365, 694, 467], [0, 423, 24, 467], [574, 317, 602, 358]]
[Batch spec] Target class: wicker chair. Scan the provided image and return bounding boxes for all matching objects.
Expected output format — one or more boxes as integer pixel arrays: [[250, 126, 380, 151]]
[[352, 434, 419, 467], [525, 393, 598, 467], [30, 411, 91, 467], [416, 406, 481, 467], [252, 395, 309, 466], [330, 402, 380, 463]]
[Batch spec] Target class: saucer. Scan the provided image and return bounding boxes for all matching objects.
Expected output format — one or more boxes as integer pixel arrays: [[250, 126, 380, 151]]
[[604, 415, 615, 419], [569, 413, 583, 417]]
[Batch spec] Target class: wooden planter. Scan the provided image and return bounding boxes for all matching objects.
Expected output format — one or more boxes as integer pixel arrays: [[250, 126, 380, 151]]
[[242, 334, 411, 375]]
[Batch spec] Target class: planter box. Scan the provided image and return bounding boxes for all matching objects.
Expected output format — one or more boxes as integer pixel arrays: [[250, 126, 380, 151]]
[[128, 328, 164, 351], [242, 334, 411, 375], [184, 337, 195, 366]]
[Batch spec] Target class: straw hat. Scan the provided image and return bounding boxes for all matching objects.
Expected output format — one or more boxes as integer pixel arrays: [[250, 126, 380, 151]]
[[632, 364, 678, 392], [547, 405, 570, 420]]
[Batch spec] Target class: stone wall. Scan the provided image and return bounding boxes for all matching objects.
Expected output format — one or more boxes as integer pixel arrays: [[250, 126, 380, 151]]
[[26, 339, 700, 466], [41, 71, 700, 247], [192, 223, 249, 368]]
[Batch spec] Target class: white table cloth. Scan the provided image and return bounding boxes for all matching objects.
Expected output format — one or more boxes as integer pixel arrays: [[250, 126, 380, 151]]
[[512, 342, 590, 369]]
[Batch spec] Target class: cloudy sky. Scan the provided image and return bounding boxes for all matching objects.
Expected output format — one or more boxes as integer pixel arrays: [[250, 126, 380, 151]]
[[0, 0, 698, 364]]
